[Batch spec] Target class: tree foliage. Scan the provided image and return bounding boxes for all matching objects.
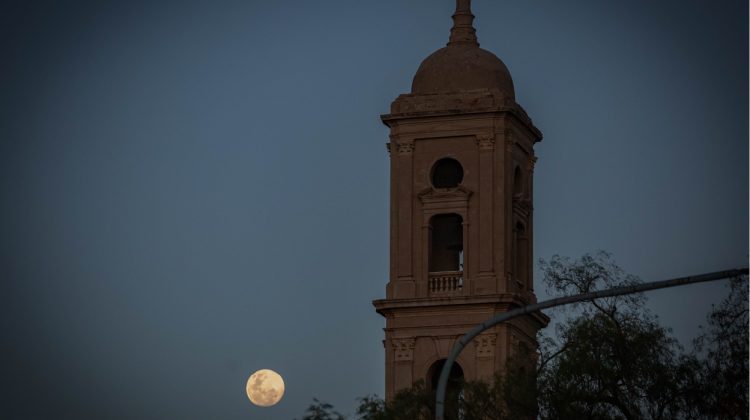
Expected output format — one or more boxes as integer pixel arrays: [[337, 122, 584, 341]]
[[297, 398, 345, 420], [536, 252, 748, 420], [353, 372, 536, 420], [299, 252, 748, 420], [690, 274, 749, 419], [538, 252, 692, 419]]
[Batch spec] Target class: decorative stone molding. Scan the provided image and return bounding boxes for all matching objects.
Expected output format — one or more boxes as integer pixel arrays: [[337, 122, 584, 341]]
[[386, 143, 391, 156], [476, 134, 495, 150], [418, 185, 472, 201], [389, 90, 511, 114], [396, 141, 415, 155], [418, 186, 472, 214], [504, 130, 515, 152], [430, 335, 462, 358], [528, 155, 537, 171], [393, 338, 416, 361], [474, 334, 497, 358], [512, 198, 532, 218]]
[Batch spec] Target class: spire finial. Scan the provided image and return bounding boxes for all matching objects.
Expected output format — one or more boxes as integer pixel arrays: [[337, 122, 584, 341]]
[[448, 0, 479, 47]]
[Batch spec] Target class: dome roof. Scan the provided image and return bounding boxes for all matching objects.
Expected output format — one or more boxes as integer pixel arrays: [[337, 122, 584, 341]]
[[410, 0, 515, 99], [411, 46, 515, 98]]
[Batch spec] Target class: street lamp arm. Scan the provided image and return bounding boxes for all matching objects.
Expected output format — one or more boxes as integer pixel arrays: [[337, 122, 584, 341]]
[[435, 268, 749, 420]]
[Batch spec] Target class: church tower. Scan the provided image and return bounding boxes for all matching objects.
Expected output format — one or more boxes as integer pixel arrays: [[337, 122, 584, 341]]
[[373, 0, 548, 400]]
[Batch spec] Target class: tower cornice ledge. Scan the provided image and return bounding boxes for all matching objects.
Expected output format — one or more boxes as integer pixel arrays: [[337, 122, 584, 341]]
[[372, 294, 550, 327], [381, 90, 542, 142]]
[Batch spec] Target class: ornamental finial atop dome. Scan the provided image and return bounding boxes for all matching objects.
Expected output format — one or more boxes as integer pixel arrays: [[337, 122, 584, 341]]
[[448, 0, 479, 47]]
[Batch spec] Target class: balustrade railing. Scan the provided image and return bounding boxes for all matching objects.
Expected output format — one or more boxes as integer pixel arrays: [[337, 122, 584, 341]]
[[428, 271, 463, 295]]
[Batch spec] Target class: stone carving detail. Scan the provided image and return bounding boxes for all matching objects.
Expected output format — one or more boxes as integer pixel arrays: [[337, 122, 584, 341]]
[[397, 142, 415, 155], [476, 134, 495, 150], [393, 338, 416, 361], [528, 155, 537, 171], [385, 91, 536, 126], [513, 197, 532, 217], [474, 334, 497, 358], [390, 91, 509, 114], [386, 143, 391, 156], [418, 185, 472, 202], [505, 130, 515, 152]]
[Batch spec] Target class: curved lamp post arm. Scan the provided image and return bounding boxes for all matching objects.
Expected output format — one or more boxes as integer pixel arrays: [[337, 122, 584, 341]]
[[435, 268, 749, 420]]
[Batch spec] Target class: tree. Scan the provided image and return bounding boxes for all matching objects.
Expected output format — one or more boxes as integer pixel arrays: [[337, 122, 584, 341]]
[[354, 374, 535, 420], [537, 252, 695, 419], [690, 274, 749, 419], [357, 381, 435, 420], [297, 398, 345, 420], [537, 252, 748, 420]]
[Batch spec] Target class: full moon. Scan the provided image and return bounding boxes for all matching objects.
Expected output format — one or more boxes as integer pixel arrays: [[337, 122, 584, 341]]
[[246, 369, 285, 407]]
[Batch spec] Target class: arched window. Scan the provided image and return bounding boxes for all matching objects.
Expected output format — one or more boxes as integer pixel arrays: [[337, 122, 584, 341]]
[[429, 214, 463, 272], [428, 359, 464, 419], [432, 158, 464, 189]]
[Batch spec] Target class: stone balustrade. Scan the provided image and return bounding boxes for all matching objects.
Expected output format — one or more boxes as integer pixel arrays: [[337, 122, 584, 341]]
[[428, 271, 464, 295]]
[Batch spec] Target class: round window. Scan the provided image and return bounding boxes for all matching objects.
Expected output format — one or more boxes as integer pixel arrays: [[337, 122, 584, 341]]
[[431, 158, 464, 188]]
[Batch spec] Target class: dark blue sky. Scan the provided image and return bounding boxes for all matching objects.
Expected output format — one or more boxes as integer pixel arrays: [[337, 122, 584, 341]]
[[1, 1, 747, 419]]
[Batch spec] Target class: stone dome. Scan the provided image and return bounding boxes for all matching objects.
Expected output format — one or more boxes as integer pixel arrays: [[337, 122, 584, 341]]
[[409, 0, 515, 99], [411, 45, 515, 99]]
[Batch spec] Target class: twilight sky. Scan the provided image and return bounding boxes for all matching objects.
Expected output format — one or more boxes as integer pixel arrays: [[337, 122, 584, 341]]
[[1, 0, 747, 419]]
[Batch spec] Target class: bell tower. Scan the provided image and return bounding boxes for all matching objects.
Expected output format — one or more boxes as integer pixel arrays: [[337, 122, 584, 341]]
[[373, 0, 548, 400]]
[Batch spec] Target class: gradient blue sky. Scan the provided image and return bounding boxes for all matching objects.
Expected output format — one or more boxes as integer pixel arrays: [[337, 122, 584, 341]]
[[1, 1, 747, 419]]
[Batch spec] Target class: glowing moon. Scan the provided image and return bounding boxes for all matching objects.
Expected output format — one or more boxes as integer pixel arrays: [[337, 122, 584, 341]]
[[246, 369, 285, 407]]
